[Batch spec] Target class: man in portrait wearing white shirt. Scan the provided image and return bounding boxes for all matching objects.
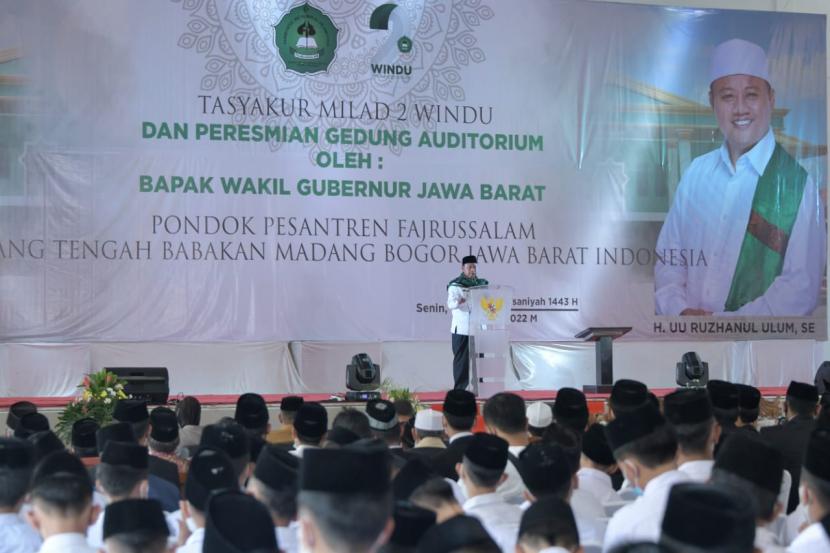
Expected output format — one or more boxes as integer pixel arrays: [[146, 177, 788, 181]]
[[447, 255, 488, 390], [655, 38, 825, 316]]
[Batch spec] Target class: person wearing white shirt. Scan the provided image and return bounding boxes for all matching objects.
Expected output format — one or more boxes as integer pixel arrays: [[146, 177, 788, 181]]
[[788, 429, 830, 552], [578, 423, 622, 506], [26, 451, 99, 553], [101, 499, 170, 553], [246, 444, 301, 553], [602, 403, 689, 552], [459, 433, 522, 553], [433, 390, 477, 481], [516, 496, 581, 553], [655, 38, 826, 317], [479, 393, 529, 505], [0, 438, 42, 553], [663, 389, 719, 483], [709, 432, 787, 552], [177, 447, 238, 553], [288, 403, 328, 459], [446, 255, 488, 390]]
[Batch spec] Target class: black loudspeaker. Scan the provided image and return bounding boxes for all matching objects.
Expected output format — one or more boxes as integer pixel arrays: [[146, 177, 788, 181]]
[[346, 354, 380, 391], [106, 367, 170, 404]]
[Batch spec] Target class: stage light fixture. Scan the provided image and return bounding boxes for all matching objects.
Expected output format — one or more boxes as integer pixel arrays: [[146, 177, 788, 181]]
[[345, 353, 381, 400], [676, 351, 708, 388]]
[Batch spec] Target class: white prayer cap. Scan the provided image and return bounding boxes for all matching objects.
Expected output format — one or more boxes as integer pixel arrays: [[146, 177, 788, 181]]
[[414, 409, 443, 432], [526, 401, 553, 428], [709, 38, 770, 85]]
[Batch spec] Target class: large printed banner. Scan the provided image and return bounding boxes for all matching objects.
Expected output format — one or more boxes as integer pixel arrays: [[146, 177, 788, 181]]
[[0, 1, 826, 342]]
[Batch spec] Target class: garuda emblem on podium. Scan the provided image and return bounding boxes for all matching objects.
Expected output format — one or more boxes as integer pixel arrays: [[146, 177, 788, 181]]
[[480, 296, 505, 321]]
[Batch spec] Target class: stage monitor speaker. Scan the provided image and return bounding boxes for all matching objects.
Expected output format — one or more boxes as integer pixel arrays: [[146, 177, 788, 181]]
[[106, 367, 169, 404]]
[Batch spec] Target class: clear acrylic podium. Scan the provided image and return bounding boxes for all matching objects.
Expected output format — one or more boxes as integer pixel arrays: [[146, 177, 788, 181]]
[[468, 284, 514, 398]]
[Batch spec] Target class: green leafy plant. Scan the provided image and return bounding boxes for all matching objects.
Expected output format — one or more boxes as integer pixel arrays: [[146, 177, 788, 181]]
[[380, 377, 424, 412], [54, 369, 128, 443]]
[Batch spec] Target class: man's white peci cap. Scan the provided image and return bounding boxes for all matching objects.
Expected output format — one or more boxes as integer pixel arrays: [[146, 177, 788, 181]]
[[526, 401, 553, 428], [709, 38, 770, 85], [414, 408, 444, 431]]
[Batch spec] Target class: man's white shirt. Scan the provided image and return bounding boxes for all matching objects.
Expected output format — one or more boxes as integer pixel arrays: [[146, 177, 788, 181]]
[[787, 521, 830, 552], [463, 492, 522, 553], [756, 525, 786, 553], [655, 129, 825, 316], [571, 488, 608, 547], [447, 284, 471, 334], [176, 527, 205, 553], [577, 467, 620, 505], [0, 512, 42, 553], [677, 459, 714, 482], [276, 521, 299, 553], [602, 470, 690, 552], [38, 532, 97, 553], [498, 445, 527, 505]]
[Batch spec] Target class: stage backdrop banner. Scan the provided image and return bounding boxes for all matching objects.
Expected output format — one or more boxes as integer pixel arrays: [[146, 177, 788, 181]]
[[0, 1, 826, 342]]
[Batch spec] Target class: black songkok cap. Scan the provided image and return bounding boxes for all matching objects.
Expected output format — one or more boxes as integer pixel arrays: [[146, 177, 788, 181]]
[[150, 407, 179, 442], [417, 514, 497, 553], [714, 433, 783, 494], [253, 444, 299, 491], [389, 502, 436, 547], [300, 446, 390, 495], [518, 442, 573, 495], [6, 401, 37, 431], [204, 489, 278, 553], [103, 498, 170, 540], [393, 457, 436, 501], [71, 418, 99, 450], [185, 447, 237, 512], [293, 402, 328, 439], [554, 388, 589, 421], [0, 437, 34, 469], [462, 255, 477, 265], [32, 450, 91, 486], [234, 393, 269, 430], [366, 399, 398, 431], [463, 433, 508, 471], [325, 426, 360, 446], [97, 422, 136, 454], [29, 431, 66, 461], [604, 403, 666, 453], [518, 495, 577, 538], [664, 389, 712, 425], [113, 399, 149, 424], [582, 423, 616, 466], [736, 384, 761, 410], [804, 428, 830, 482], [280, 395, 304, 412], [200, 422, 250, 461], [101, 441, 148, 470], [14, 412, 49, 439], [610, 379, 648, 410], [788, 380, 819, 403], [707, 380, 739, 410], [661, 483, 755, 552], [443, 389, 477, 418]]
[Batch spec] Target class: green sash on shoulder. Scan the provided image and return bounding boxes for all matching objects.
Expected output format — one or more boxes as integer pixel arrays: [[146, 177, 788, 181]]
[[447, 274, 489, 289], [724, 143, 808, 311]]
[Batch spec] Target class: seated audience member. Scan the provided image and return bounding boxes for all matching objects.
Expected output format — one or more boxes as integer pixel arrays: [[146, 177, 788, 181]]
[[762, 380, 819, 514], [516, 496, 581, 553], [297, 446, 394, 553], [659, 483, 755, 553], [114, 400, 180, 492], [579, 423, 621, 505], [410, 409, 446, 459], [736, 383, 762, 433], [292, 402, 329, 457], [234, 393, 271, 439], [525, 402, 553, 440], [394, 400, 415, 426], [203, 489, 278, 552], [330, 407, 371, 440], [26, 451, 99, 553], [102, 498, 169, 553], [87, 441, 151, 548], [177, 447, 238, 553], [0, 437, 42, 551], [378, 502, 436, 553], [481, 392, 529, 505], [97, 423, 135, 454], [175, 396, 203, 457], [457, 433, 522, 552], [709, 432, 785, 552], [14, 412, 50, 440], [706, 380, 740, 454], [366, 400, 402, 448], [602, 402, 688, 551], [199, 420, 251, 487], [662, 388, 718, 482], [322, 426, 360, 448], [29, 431, 66, 464], [393, 458, 437, 502], [608, 380, 649, 418], [247, 444, 301, 553], [267, 396, 304, 445], [5, 401, 37, 437], [553, 388, 590, 436], [433, 390, 477, 480], [410, 477, 464, 524], [70, 419, 99, 459], [789, 428, 830, 552], [416, 514, 499, 553], [148, 407, 188, 474]]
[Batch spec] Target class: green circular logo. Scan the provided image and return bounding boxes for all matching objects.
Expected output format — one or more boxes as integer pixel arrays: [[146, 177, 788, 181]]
[[397, 35, 413, 54], [274, 3, 339, 74]]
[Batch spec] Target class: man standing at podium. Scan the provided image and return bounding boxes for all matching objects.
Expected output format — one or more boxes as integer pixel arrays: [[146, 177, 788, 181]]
[[447, 255, 488, 390]]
